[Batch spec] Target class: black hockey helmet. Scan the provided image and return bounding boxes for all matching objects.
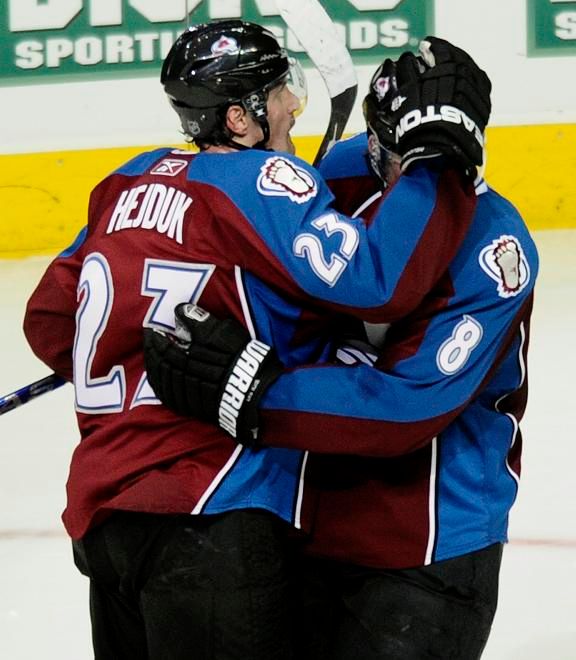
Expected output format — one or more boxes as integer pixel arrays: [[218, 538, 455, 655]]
[[362, 59, 400, 185], [162, 20, 294, 147]]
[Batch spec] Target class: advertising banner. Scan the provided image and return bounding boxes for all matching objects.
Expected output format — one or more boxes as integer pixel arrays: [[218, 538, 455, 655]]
[[0, 0, 433, 85], [528, 0, 576, 56]]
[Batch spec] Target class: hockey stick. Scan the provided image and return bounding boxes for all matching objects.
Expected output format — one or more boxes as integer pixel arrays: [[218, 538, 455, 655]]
[[276, 0, 358, 166], [0, 373, 67, 416]]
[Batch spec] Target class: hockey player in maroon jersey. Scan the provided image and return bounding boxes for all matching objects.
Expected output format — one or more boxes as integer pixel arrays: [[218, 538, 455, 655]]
[[24, 20, 492, 660], [144, 48, 538, 660]]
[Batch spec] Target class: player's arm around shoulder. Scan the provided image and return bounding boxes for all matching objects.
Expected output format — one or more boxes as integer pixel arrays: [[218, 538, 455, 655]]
[[189, 148, 474, 318]]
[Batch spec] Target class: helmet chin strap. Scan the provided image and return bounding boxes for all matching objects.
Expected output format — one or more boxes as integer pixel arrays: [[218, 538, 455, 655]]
[[222, 137, 251, 151], [242, 89, 271, 150], [251, 116, 270, 150], [221, 120, 270, 152]]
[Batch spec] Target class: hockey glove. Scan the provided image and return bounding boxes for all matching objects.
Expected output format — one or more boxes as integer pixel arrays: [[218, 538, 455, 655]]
[[143, 303, 283, 447], [391, 36, 492, 174]]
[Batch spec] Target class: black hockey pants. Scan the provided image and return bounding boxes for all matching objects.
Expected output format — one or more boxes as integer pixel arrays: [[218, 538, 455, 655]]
[[293, 543, 503, 660], [72, 509, 295, 660]]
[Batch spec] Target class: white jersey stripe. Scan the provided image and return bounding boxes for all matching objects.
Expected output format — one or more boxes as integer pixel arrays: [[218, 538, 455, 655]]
[[294, 451, 309, 530], [352, 190, 382, 218], [500, 321, 527, 486], [235, 265, 257, 339], [425, 437, 438, 565], [191, 444, 244, 514]]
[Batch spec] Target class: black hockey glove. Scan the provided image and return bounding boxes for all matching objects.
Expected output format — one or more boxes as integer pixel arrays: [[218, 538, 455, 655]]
[[143, 303, 283, 447], [391, 36, 492, 174]]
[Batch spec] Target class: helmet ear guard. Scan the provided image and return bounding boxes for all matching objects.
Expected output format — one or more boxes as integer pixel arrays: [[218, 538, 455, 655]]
[[161, 20, 296, 148]]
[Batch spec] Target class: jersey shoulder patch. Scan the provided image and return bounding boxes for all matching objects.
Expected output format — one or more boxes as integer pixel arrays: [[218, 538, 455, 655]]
[[256, 156, 317, 204], [479, 235, 531, 298]]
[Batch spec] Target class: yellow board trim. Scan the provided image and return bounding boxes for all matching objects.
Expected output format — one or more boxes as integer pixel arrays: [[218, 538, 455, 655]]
[[1, 125, 575, 259]]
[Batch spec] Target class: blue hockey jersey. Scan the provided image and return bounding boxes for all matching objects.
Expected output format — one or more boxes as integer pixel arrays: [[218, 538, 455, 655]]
[[258, 133, 539, 567]]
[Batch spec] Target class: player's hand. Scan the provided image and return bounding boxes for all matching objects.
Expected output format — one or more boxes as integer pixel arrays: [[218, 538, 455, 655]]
[[390, 36, 492, 175], [143, 303, 283, 446]]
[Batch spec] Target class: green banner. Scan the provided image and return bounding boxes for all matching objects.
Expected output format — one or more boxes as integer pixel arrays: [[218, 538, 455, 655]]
[[528, 0, 576, 56], [0, 0, 433, 86]]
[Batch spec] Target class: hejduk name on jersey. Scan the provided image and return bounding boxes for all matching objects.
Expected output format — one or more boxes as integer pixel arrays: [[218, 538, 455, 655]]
[[396, 105, 484, 148], [106, 183, 193, 245], [218, 339, 272, 439]]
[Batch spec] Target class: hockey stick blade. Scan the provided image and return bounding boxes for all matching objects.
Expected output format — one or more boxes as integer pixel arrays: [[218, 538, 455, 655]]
[[276, 0, 358, 165], [0, 373, 67, 416]]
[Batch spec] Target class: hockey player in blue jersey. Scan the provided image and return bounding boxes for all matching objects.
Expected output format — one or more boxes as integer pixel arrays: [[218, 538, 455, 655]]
[[144, 42, 538, 660]]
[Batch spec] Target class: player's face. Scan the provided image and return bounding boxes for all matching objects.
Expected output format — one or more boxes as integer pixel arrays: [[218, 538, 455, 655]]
[[265, 82, 300, 154]]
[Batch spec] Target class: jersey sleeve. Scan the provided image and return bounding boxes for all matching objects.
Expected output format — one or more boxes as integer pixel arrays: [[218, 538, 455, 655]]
[[23, 228, 87, 380], [257, 191, 539, 457], [259, 298, 532, 457], [189, 152, 477, 323]]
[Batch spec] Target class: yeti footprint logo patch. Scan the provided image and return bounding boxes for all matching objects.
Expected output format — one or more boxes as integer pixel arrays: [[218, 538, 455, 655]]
[[479, 235, 530, 298], [257, 157, 318, 204]]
